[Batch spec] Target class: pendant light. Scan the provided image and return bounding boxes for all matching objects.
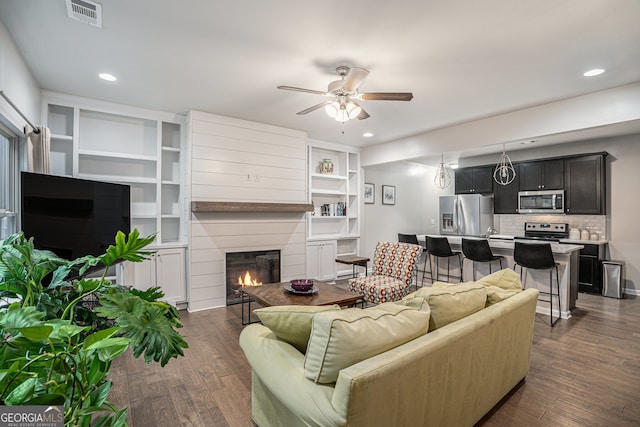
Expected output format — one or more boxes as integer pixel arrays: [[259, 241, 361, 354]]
[[434, 154, 452, 189], [494, 144, 516, 186]]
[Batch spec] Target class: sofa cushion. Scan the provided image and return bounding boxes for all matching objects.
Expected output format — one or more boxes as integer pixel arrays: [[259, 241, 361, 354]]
[[254, 305, 341, 353], [477, 268, 523, 290], [398, 283, 487, 331], [304, 303, 429, 384], [484, 286, 521, 306], [430, 269, 522, 306]]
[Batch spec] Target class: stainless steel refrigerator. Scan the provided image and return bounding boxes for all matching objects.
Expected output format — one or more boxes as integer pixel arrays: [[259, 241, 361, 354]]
[[439, 194, 494, 236]]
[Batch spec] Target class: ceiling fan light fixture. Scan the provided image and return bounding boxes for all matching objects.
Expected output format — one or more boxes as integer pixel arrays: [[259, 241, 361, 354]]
[[324, 102, 340, 118], [347, 102, 361, 119], [330, 101, 361, 122]]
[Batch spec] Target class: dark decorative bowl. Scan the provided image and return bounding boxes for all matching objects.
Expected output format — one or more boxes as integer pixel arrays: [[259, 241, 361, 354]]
[[290, 279, 314, 292]]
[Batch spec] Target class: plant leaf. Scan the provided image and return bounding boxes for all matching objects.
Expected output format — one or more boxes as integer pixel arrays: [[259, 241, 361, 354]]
[[18, 325, 53, 341], [83, 326, 121, 350], [0, 305, 46, 333], [87, 355, 109, 385], [100, 229, 155, 266], [118, 304, 188, 366], [89, 380, 112, 408], [129, 286, 164, 302], [4, 377, 38, 405], [47, 321, 90, 341], [84, 337, 131, 352], [23, 393, 66, 405]]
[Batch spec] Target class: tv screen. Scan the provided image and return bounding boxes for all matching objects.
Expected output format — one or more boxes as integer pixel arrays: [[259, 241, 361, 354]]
[[21, 172, 131, 260]]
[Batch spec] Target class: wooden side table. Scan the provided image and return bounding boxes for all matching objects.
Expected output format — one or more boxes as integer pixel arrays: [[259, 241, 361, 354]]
[[335, 256, 370, 278]]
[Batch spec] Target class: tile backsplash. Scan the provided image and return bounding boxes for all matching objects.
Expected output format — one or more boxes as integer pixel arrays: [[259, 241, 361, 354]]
[[495, 214, 607, 240]]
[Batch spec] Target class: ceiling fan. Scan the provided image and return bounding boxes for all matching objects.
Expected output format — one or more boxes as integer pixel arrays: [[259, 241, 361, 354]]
[[277, 66, 413, 121]]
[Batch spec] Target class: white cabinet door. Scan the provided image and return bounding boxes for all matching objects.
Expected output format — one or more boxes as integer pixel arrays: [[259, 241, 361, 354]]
[[306, 240, 337, 281], [121, 247, 186, 305], [155, 248, 186, 304], [124, 256, 156, 291]]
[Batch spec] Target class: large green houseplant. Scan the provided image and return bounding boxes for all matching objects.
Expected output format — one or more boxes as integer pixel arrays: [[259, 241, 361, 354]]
[[0, 230, 188, 426]]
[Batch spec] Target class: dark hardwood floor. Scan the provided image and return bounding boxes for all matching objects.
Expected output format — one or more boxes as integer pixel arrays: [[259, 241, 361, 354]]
[[109, 291, 640, 426]]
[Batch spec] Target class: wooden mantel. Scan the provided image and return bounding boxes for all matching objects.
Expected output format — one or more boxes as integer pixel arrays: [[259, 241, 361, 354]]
[[191, 201, 314, 213]]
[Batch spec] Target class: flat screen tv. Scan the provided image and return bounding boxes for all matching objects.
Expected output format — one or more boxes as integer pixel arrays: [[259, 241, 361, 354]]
[[21, 172, 131, 260]]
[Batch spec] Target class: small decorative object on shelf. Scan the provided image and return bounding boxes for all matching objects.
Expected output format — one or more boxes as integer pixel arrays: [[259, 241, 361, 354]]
[[319, 159, 334, 174], [320, 202, 346, 216]]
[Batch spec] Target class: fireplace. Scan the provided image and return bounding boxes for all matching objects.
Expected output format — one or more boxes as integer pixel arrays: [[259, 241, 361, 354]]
[[225, 249, 281, 305]]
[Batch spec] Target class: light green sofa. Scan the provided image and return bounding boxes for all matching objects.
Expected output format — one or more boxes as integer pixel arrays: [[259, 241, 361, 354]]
[[239, 282, 538, 427]]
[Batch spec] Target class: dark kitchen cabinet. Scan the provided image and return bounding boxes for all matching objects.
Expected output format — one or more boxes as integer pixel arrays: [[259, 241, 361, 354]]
[[578, 243, 605, 294], [455, 166, 493, 194], [518, 159, 564, 191], [493, 171, 520, 214], [565, 154, 606, 214]]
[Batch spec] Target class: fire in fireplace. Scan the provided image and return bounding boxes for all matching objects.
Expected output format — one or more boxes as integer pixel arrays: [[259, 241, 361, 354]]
[[225, 249, 281, 305]]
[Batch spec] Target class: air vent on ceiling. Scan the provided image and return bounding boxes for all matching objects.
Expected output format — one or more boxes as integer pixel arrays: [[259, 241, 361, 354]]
[[65, 0, 102, 28]]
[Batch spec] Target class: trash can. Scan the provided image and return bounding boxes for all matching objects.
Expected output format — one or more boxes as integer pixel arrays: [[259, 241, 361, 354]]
[[602, 260, 625, 299]]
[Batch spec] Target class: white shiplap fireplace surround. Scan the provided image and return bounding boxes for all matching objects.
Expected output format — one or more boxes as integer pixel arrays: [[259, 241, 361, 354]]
[[187, 111, 309, 311]]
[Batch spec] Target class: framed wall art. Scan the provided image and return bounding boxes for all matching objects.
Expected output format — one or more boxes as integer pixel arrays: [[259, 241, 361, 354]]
[[382, 185, 396, 205], [364, 183, 375, 204]]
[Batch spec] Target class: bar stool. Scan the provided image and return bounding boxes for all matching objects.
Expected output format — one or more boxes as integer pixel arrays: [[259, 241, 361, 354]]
[[426, 236, 463, 283], [461, 238, 504, 281], [398, 233, 429, 288], [513, 241, 561, 326]]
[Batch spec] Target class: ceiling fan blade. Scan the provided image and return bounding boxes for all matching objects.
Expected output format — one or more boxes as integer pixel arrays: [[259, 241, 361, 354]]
[[296, 100, 334, 115], [356, 107, 370, 120], [342, 67, 370, 92], [350, 100, 370, 120], [360, 92, 414, 101], [277, 85, 328, 96]]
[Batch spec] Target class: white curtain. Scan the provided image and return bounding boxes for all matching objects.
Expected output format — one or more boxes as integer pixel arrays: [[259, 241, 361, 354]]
[[24, 124, 51, 174]]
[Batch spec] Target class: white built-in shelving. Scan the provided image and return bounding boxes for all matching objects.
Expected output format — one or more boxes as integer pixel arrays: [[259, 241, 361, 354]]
[[307, 145, 361, 278], [43, 92, 188, 304], [43, 92, 187, 246]]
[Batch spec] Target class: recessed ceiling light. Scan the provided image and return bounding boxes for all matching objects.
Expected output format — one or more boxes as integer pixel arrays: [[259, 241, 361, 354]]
[[583, 68, 605, 77], [450, 163, 459, 170], [363, 132, 374, 138], [98, 73, 117, 82]]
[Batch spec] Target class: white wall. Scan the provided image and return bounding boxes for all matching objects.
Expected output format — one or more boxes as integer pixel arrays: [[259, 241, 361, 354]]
[[361, 83, 640, 167], [361, 161, 453, 261], [187, 111, 309, 311], [0, 20, 40, 134]]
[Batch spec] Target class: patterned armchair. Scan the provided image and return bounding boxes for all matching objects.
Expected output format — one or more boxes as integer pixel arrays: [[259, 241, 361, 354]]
[[348, 241, 423, 304]]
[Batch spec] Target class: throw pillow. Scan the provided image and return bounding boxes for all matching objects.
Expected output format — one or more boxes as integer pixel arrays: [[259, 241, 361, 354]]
[[409, 283, 487, 331], [254, 305, 341, 353], [304, 303, 430, 384], [477, 268, 522, 290], [484, 285, 521, 306]]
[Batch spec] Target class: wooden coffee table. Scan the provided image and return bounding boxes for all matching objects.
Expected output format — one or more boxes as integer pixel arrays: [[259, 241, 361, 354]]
[[241, 281, 364, 325]]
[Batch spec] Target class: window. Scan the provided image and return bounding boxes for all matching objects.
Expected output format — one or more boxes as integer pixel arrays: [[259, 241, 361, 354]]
[[0, 132, 17, 239]]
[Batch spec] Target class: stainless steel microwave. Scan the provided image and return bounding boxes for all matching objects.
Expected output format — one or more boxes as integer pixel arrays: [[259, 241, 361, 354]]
[[518, 190, 564, 214]]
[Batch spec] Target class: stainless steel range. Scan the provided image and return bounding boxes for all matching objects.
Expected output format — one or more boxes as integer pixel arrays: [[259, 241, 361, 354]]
[[515, 222, 569, 242]]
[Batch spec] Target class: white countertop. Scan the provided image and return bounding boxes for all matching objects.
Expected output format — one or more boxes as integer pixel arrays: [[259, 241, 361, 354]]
[[420, 234, 584, 254], [559, 238, 608, 245]]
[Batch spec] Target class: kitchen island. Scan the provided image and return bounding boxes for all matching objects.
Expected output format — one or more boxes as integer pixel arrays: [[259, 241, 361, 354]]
[[419, 235, 583, 319]]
